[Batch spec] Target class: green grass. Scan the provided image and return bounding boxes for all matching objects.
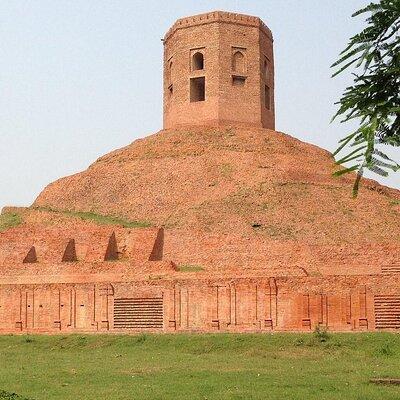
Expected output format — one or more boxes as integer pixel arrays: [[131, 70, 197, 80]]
[[34, 207, 152, 228], [0, 213, 23, 232], [2, 333, 400, 399], [177, 264, 204, 272]]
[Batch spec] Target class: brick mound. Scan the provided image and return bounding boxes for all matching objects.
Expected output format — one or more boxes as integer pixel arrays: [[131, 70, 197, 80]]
[[0, 127, 399, 334], [34, 126, 400, 244]]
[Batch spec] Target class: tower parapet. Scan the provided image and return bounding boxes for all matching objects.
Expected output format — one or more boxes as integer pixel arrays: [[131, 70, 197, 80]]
[[163, 11, 275, 129]]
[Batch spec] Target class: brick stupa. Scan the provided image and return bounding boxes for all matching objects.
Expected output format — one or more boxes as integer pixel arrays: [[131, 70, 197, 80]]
[[0, 11, 399, 334]]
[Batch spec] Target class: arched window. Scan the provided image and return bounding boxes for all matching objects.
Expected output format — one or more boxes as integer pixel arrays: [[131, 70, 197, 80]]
[[232, 51, 245, 74], [192, 52, 204, 71]]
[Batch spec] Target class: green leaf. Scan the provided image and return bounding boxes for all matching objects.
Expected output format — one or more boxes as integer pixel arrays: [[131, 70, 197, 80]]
[[371, 156, 399, 171], [336, 152, 365, 165], [335, 145, 368, 164], [374, 149, 396, 161], [331, 43, 371, 68], [332, 131, 358, 156], [331, 58, 359, 77], [368, 164, 389, 176], [333, 165, 359, 177]]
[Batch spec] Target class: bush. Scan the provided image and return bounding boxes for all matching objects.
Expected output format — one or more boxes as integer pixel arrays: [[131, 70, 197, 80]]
[[376, 341, 394, 357], [314, 325, 330, 343], [0, 390, 33, 400]]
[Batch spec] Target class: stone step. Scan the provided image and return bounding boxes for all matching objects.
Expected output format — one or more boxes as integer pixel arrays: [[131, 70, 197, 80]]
[[114, 313, 162, 316], [114, 315, 162, 318], [374, 300, 400, 303], [115, 314, 162, 317], [375, 321, 400, 324], [374, 295, 400, 329], [114, 298, 163, 302], [115, 322, 163, 325], [382, 271, 400, 274], [115, 307, 162, 310], [114, 305, 162, 309], [374, 296, 400, 302], [114, 311, 163, 314], [114, 305, 163, 308], [114, 301, 163, 305], [375, 306, 400, 309], [115, 325, 162, 329], [114, 320, 163, 323], [114, 304, 162, 308], [376, 325, 400, 328], [114, 310, 163, 313], [375, 321, 400, 323], [376, 324, 400, 327], [113, 297, 164, 330]]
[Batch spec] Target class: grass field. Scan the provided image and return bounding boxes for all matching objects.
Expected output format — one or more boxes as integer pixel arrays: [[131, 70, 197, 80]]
[[1, 332, 400, 400]]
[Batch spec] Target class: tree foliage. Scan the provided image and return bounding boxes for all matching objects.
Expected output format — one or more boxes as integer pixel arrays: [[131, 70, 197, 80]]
[[332, 0, 400, 196]]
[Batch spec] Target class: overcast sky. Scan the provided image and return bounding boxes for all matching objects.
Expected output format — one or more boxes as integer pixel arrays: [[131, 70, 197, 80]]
[[1, 0, 399, 210]]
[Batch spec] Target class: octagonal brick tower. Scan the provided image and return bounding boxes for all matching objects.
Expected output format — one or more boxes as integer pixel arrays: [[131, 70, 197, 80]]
[[163, 11, 275, 129]]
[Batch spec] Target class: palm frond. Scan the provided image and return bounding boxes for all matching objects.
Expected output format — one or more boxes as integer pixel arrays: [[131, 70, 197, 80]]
[[331, 0, 399, 195]]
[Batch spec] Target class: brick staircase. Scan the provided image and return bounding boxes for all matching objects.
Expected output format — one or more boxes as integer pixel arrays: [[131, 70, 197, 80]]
[[381, 265, 400, 275], [113, 297, 163, 329], [374, 295, 400, 329]]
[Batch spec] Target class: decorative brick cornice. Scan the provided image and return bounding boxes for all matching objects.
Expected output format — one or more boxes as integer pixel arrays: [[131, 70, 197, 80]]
[[164, 11, 273, 43]]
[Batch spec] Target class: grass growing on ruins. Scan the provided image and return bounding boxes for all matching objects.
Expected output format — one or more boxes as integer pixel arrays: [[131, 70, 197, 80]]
[[1, 333, 400, 400], [33, 207, 152, 228], [177, 264, 204, 272], [62, 210, 152, 228], [0, 213, 22, 232]]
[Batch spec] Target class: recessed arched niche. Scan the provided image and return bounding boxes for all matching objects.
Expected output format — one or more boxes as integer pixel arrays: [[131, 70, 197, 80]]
[[232, 51, 245, 74], [192, 52, 204, 71]]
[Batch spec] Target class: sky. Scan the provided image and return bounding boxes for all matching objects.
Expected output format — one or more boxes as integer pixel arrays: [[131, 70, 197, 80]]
[[0, 0, 399, 210]]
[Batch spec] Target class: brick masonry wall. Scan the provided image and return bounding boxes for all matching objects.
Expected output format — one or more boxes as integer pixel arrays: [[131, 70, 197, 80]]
[[2, 275, 400, 334], [0, 222, 399, 333]]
